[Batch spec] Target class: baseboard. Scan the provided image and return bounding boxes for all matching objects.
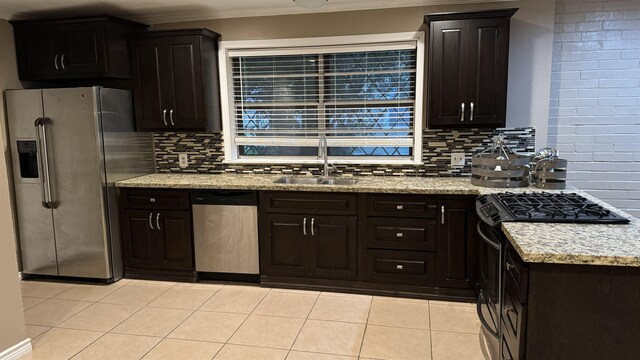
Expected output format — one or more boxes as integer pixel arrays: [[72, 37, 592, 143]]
[[0, 338, 32, 360]]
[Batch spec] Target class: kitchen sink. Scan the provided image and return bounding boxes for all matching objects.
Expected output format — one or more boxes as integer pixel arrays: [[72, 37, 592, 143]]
[[321, 178, 359, 185], [274, 176, 358, 186], [274, 176, 323, 185]]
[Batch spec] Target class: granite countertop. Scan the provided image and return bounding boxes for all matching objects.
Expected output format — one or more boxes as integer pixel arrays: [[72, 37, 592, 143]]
[[116, 173, 640, 267]]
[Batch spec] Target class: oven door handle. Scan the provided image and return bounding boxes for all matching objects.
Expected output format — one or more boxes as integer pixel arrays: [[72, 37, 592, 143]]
[[477, 221, 501, 251], [477, 289, 500, 339]]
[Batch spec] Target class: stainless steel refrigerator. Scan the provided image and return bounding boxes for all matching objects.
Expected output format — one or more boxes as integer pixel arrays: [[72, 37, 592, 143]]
[[5, 87, 154, 281]]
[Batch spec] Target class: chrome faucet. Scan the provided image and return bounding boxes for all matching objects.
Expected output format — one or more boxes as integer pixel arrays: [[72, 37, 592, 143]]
[[319, 135, 330, 177]]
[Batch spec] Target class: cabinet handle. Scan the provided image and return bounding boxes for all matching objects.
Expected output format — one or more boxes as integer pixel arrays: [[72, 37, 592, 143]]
[[169, 109, 175, 126], [396, 232, 404, 238], [396, 264, 404, 270], [149, 197, 156, 203], [54, 54, 59, 70], [156, 213, 162, 230], [441, 206, 445, 224], [162, 109, 168, 126], [311, 218, 315, 236], [506, 262, 515, 271], [460, 103, 465, 122], [149, 212, 154, 230], [60, 54, 66, 70], [303, 217, 307, 236], [504, 304, 514, 313], [396, 205, 403, 210], [470, 102, 474, 121]]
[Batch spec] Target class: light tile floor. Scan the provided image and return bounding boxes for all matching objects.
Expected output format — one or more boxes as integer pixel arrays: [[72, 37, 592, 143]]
[[19, 279, 491, 360]]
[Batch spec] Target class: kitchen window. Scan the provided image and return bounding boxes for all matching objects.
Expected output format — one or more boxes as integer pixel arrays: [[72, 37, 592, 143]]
[[218, 32, 425, 164]]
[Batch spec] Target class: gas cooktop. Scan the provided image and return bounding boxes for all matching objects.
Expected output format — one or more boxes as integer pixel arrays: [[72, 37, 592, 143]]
[[476, 192, 631, 227]]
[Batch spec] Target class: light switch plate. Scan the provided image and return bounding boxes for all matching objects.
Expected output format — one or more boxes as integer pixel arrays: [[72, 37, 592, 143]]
[[451, 153, 466, 166], [179, 153, 188, 168]]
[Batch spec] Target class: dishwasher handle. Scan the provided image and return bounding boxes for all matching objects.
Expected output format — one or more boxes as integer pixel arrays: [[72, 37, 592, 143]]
[[190, 190, 258, 206]]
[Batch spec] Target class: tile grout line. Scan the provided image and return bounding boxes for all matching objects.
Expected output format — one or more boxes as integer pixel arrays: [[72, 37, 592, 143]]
[[356, 295, 374, 358], [284, 290, 322, 359], [429, 300, 434, 360]]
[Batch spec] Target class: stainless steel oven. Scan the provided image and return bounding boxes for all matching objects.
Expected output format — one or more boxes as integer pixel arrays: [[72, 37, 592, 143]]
[[477, 220, 504, 359]]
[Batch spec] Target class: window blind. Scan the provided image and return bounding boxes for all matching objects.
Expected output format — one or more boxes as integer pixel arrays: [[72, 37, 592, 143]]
[[230, 43, 418, 158]]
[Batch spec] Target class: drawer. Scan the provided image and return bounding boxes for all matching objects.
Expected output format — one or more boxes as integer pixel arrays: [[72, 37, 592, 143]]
[[122, 188, 190, 210], [366, 194, 437, 218], [261, 192, 356, 215], [366, 217, 436, 251], [363, 249, 435, 286], [505, 246, 529, 303]]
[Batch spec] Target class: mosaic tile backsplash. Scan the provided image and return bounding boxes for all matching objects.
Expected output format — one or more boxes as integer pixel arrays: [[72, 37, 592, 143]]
[[153, 127, 535, 177]]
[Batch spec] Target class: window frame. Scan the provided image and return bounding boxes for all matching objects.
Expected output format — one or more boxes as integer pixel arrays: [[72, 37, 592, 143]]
[[218, 32, 425, 165]]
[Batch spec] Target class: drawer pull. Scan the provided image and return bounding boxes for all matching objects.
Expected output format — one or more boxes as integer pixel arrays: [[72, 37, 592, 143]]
[[396, 232, 404, 238], [396, 205, 404, 210], [149, 197, 156, 203], [396, 264, 404, 270], [506, 262, 515, 271]]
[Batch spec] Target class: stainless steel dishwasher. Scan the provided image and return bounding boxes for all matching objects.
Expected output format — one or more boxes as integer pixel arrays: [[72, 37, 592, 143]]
[[191, 190, 259, 280]]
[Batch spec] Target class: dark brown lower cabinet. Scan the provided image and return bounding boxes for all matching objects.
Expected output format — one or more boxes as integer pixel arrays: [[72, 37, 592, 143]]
[[503, 242, 640, 359], [259, 211, 357, 281], [436, 197, 478, 289], [259, 191, 478, 301], [260, 214, 309, 277], [121, 189, 195, 281], [310, 215, 357, 280]]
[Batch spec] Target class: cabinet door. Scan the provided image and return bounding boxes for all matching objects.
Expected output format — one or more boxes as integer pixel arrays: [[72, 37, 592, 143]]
[[428, 20, 470, 127], [436, 197, 478, 289], [165, 37, 206, 130], [467, 18, 510, 126], [260, 214, 309, 277], [156, 211, 194, 271], [310, 216, 357, 280], [15, 25, 60, 79], [122, 210, 158, 269], [59, 22, 107, 76], [131, 40, 170, 131]]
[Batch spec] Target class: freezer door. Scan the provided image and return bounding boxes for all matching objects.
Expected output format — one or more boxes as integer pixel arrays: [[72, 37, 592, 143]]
[[5, 89, 58, 276], [42, 87, 112, 279]]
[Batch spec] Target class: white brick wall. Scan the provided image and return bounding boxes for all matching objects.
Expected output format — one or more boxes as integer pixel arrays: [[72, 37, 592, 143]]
[[548, 0, 640, 217]]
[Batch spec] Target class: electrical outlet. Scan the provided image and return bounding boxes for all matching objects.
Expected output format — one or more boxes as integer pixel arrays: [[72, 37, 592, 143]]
[[451, 153, 466, 166], [178, 153, 188, 168]]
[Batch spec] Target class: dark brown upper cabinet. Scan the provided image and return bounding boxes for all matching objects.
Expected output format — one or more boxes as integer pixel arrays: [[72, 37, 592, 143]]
[[130, 29, 222, 132], [12, 16, 147, 81], [425, 9, 517, 128]]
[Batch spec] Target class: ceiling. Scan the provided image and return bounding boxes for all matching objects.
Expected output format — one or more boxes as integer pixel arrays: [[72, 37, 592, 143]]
[[1, 0, 515, 25]]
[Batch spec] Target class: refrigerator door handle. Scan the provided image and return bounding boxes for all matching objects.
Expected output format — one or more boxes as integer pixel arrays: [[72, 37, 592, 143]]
[[34, 117, 54, 209]]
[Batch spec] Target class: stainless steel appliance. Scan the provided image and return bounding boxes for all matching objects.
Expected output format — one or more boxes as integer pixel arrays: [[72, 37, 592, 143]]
[[5, 87, 154, 281], [476, 220, 504, 360], [191, 190, 259, 280], [477, 192, 630, 226]]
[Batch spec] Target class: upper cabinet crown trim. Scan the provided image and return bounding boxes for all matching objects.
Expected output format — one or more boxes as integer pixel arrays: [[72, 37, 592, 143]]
[[131, 28, 221, 39], [424, 8, 518, 25], [10, 15, 148, 29]]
